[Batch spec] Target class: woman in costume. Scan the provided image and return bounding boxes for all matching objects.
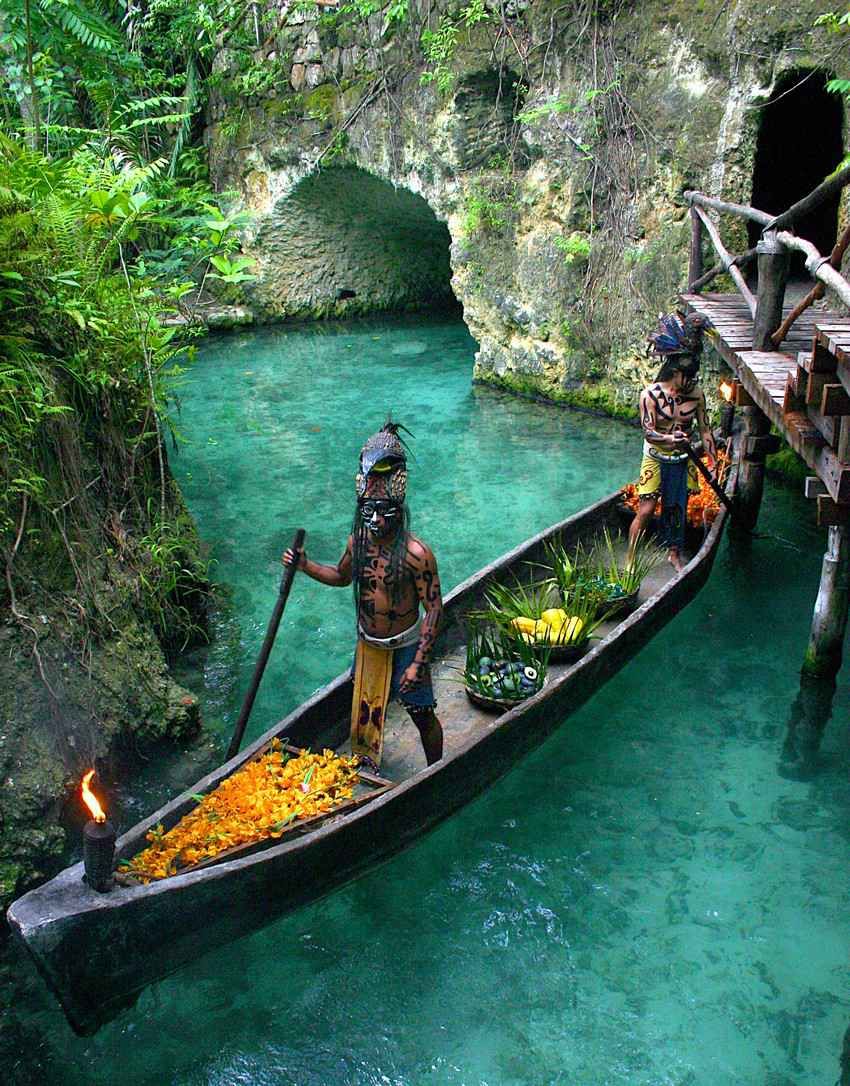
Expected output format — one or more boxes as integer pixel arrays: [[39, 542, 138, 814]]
[[283, 422, 444, 768]]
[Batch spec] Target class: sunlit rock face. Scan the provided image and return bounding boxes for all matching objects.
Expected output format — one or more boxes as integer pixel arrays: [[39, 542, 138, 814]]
[[205, 0, 848, 405]]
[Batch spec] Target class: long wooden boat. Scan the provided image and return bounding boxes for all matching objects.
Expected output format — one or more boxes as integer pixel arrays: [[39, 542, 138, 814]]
[[8, 463, 737, 1035]]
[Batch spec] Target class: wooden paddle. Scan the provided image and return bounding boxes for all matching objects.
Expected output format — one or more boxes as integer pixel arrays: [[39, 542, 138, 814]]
[[681, 441, 735, 515], [226, 528, 305, 761]]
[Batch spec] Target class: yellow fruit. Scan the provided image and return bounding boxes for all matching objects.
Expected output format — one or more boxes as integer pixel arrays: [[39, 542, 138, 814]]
[[532, 619, 552, 641], [510, 616, 538, 635], [555, 615, 584, 643], [541, 608, 568, 629]]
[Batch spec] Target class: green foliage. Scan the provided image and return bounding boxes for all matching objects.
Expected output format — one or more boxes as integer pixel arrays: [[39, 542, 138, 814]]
[[0, 134, 212, 649], [555, 232, 591, 265], [461, 174, 516, 239], [420, 0, 491, 95], [589, 527, 664, 596]]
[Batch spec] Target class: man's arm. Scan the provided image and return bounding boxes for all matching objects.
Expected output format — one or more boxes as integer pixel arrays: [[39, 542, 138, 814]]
[[283, 537, 353, 587], [400, 540, 443, 692], [695, 389, 717, 464]]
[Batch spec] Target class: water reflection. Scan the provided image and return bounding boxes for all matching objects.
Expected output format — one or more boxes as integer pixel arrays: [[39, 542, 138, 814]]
[[779, 672, 837, 781]]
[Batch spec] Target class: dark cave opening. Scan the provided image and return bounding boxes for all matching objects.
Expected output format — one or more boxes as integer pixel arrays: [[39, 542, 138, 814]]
[[749, 69, 844, 276]]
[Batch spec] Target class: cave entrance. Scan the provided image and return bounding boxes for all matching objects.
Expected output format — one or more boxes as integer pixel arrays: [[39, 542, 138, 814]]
[[272, 166, 459, 318], [749, 69, 844, 276]]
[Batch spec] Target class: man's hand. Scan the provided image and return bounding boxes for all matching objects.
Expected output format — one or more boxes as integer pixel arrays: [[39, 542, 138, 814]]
[[399, 662, 423, 693], [671, 429, 689, 447], [282, 546, 306, 570]]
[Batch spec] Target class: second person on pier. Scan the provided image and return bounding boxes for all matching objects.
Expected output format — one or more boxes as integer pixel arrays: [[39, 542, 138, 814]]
[[284, 421, 444, 769]]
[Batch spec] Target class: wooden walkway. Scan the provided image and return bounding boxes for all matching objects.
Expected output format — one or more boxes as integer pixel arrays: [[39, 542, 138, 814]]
[[681, 292, 850, 506]]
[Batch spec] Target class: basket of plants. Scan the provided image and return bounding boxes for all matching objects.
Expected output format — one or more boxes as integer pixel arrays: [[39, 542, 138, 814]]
[[462, 622, 549, 712], [545, 529, 664, 621], [481, 578, 602, 662]]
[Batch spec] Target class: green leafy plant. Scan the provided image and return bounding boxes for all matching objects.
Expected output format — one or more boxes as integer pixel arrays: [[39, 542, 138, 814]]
[[589, 527, 664, 597], [555, 232, 591, 265]]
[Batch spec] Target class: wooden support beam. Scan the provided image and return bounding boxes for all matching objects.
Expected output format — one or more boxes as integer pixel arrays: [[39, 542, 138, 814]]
[[839, 418, 850, 465], [806, 371, 830, 406], [735, 384, 755, 407], [752, 232, 790, 349], [811, 341, 839, 373], [805, 477, 829, 499], [736, 405, 771, 529], [817, 496, 850, 527], [803, 524, 850, 679], [808, 407, 841, 449], [744, 433, 782, 460], [821, 384, 850, 417]]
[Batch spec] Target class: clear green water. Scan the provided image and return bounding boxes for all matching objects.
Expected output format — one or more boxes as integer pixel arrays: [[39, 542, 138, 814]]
[[7, 315, 850, 1085]]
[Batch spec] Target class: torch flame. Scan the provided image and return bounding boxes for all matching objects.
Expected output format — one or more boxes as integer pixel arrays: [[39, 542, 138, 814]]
[[81, 770, 106, 823], [720, 381, 734, 403]]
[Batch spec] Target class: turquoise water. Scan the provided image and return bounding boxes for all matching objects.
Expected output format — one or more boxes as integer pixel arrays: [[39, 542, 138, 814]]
[[7, 315, 850, 1085]]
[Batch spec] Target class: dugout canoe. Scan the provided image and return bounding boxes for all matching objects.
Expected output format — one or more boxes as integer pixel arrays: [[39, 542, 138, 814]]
[[7, 463, 737, 1035]]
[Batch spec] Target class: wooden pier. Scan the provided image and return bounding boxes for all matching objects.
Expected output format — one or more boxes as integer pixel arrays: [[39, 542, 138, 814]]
[[680, 291, 850, 515], [681, 177, 850, 679]]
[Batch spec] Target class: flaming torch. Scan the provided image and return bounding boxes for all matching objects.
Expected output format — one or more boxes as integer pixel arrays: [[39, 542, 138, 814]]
[[81, 770, 116, 893], [719, 380, 736, 439]]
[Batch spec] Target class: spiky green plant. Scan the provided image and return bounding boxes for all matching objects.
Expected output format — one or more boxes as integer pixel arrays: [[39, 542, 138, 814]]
[[590, 526, 665, 596], [481, 577, 556, 622], [461, 621, 550, 702]]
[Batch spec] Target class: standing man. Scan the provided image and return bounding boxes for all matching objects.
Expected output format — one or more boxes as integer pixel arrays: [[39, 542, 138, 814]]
[[284, 421, 444, 768], [629, 313, 717, 571]]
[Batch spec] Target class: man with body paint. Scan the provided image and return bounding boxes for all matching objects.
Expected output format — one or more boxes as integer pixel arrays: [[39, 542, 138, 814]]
[[283, 421, 444, 768], [629, 313, 717, 572]]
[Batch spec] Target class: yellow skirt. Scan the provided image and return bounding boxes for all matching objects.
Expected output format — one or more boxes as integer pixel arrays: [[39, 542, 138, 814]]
[[637, 452, 699, 501]]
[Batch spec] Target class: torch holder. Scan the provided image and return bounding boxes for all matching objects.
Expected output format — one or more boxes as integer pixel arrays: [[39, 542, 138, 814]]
[[720, 401, 735, 439], [83, 819, 116, 893]]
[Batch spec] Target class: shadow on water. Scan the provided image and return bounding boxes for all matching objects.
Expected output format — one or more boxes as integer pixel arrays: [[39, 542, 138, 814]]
[[779, 672, 837, 782]]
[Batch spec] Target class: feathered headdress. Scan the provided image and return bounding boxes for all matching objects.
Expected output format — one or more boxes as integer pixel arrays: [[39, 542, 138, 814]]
[[647, 312, 711, 360]]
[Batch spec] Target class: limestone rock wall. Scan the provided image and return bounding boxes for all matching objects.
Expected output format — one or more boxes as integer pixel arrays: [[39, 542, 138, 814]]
[[205, 0, 849, 408]]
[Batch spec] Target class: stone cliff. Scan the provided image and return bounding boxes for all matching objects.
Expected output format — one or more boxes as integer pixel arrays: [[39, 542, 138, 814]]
[[204, 0, 848, 412]]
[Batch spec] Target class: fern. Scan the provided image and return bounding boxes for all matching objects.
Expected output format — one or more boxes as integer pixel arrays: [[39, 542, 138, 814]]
[[39, 0, 124, 53]]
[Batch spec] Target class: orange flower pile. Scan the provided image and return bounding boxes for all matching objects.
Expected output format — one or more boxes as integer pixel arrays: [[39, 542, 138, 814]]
[[125, 741, 359, 882], [622, 450, 731, 528]]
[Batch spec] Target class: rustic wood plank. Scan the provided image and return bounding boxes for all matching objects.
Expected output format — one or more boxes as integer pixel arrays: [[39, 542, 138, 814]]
[[805, 477, 829, 498], [821, 384, 850, 416], [817, 495, 850, 527]]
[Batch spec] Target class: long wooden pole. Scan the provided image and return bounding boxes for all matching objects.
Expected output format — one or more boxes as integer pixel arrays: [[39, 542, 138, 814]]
[[682, 442, 735, 514], [226, 528, 305, 760]]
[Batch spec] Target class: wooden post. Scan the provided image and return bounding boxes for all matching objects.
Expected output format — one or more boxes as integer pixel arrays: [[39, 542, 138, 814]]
[[734, 405, 771, 530], [802, 524, 850, 679], [752, 230, 789, 349], [688, 208, 703, 287]]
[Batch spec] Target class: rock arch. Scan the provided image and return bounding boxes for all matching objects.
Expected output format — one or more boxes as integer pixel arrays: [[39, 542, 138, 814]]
[[248, 166, 457, 320]]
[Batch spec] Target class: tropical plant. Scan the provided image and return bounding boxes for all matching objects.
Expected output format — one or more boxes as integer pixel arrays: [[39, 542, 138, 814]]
[[589, 527, 664, 597]]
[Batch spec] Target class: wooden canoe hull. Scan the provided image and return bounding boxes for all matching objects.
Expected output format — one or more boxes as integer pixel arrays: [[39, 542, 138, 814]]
[[7, 488, 731, 1035]]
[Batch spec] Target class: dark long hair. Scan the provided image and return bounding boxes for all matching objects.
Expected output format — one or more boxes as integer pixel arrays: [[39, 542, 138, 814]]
[[351, 502, 411, 615]]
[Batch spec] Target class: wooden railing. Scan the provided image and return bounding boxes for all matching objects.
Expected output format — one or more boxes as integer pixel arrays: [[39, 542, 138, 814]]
[[683, 161, 850, 350]]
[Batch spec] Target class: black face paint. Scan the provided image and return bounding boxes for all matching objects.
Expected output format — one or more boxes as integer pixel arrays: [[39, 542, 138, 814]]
[[360, 499, 400, 536]]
